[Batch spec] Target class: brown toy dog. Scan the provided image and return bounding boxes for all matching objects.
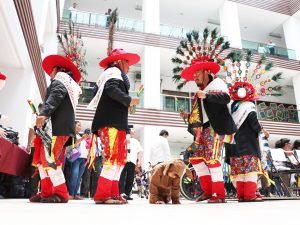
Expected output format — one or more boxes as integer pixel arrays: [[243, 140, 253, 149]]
[[149, 159, 192, 204]]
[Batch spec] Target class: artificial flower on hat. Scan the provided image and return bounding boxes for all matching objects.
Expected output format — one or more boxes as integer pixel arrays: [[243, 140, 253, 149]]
[[99, 48, 140, 68], [0, 71, 6, 90], [171, 28, 230, 89], [224, 50, 283, 101]]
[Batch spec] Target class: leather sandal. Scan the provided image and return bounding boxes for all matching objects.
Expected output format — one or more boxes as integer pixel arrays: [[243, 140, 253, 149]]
[[207, 196, 226, 203], [29, 193, 42, 203], [40, 194, 68, 203], [95, 197, 122, 204], [195, 193, 212, 202]]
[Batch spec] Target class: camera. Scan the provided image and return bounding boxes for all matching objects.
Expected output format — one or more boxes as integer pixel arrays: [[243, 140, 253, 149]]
[[1, 126, 19, 145]]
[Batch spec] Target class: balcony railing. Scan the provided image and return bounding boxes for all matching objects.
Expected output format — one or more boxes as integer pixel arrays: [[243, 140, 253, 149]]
[[77, 86, 299, 123], [62, 9, 144, 32], [242, 40, 296, 60], [62, 9, 297, 61]]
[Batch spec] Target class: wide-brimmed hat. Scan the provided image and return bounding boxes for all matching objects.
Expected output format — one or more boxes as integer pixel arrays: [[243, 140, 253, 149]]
[[180, 59, 220, 81], [99, 48, 140, 68], [229, 81, 258, 101], [42, 55, 81, 83], [0, 72, 6, 80]]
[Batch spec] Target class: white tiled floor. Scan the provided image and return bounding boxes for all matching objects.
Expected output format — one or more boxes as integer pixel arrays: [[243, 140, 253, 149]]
[[0, 197, 299, 225]]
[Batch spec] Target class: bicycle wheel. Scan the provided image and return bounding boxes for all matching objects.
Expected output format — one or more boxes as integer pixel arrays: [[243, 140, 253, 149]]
[[180, 171, 201, 200]]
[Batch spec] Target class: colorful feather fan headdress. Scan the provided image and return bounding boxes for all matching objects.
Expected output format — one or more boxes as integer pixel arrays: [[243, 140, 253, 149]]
[[172, 28, 230, 89], [224, 49, 284, 101]]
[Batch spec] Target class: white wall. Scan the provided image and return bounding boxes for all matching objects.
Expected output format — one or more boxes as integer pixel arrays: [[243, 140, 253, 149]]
[[0, 67, 38, 146]]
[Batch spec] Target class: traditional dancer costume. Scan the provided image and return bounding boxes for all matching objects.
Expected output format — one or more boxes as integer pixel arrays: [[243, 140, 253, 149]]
[[88, 48, 140, 204], [224, 50, 283, 202], [30, 56, 82, 203], [172, 29, 236, 203]]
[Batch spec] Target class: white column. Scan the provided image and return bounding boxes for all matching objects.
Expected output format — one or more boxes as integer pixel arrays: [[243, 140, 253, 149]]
[[141, 46, 161, 109], [283, 17, 300, 60], [0, 67, 40, 146], [219, 0, 242, 49], [142, 0, 160, 34], [141, 0, 161, 109], [293, 74, 300, 121]]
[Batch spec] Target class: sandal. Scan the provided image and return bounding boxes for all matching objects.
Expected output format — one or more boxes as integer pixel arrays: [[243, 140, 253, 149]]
[[95, 197, 122, 204], [112, 195, 128, 204], [243, 196, 263, 202], [29, 193, 42, 203], [40, 194, 68, 203]]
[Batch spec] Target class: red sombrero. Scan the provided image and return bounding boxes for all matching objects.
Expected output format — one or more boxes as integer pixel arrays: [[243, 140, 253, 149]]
[[0, 72, 6, 80], [181, 58, 220, 81], [99, 48, 140, 68], [42, 55, 81, 83]]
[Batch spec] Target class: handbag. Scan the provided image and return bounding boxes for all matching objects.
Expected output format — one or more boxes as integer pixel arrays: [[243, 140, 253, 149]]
[[66, 145, 81, 162]]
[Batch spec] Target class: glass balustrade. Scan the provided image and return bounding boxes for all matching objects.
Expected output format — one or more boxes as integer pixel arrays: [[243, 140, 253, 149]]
[[62, 9, 296, 60], [242, 40, 296, 60], [62, 9, 144, 32]]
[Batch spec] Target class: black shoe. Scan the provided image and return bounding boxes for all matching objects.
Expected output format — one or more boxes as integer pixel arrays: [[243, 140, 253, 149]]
[[127, 196, 133, 200]]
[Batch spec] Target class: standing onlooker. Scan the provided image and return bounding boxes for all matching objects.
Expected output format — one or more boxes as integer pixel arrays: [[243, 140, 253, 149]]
[[69, 2, 78, 22], [27, 103, 43, 197], [267, 40, 276, 55], [68, 122, 88, 200], [105, 8, 112, 27], [149, 130, 171, 166], [119, 128, 143, 200]]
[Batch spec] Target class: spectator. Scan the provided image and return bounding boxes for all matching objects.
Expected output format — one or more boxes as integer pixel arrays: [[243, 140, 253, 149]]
[[67, 121, 88, 200], [274, 138, 293, 194], [27, 103, 43, 197], [149, 129, 171, 166], [105, 8, 112, 27], [267, 40, 276, 55], [293, 140, 300, 151], [258, 43, 266, 54], [119, 128, 143, 200], [69, 2, 78, 22]]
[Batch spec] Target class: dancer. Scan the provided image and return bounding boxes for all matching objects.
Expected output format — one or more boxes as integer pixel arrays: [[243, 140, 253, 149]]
[[88, 48, 140, 204], [30, 55, 82, 203], [173, 29, 237, 203], [224, 50, 281, 202]]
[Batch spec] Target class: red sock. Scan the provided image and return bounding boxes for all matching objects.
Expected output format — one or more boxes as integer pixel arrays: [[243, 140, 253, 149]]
[[236, 181, 245, 200], [40, 177, 54, 198], [199, 175, 212, 196], [212, 181, 225, 199], [94, 176, 112, 201], [111, 180, 120, 197], [244, 181, 257, 200], [54, 183, 69, 201]]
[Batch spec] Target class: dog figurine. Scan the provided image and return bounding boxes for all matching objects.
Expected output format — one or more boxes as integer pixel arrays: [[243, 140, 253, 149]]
[[149, 159, 192, 204]]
